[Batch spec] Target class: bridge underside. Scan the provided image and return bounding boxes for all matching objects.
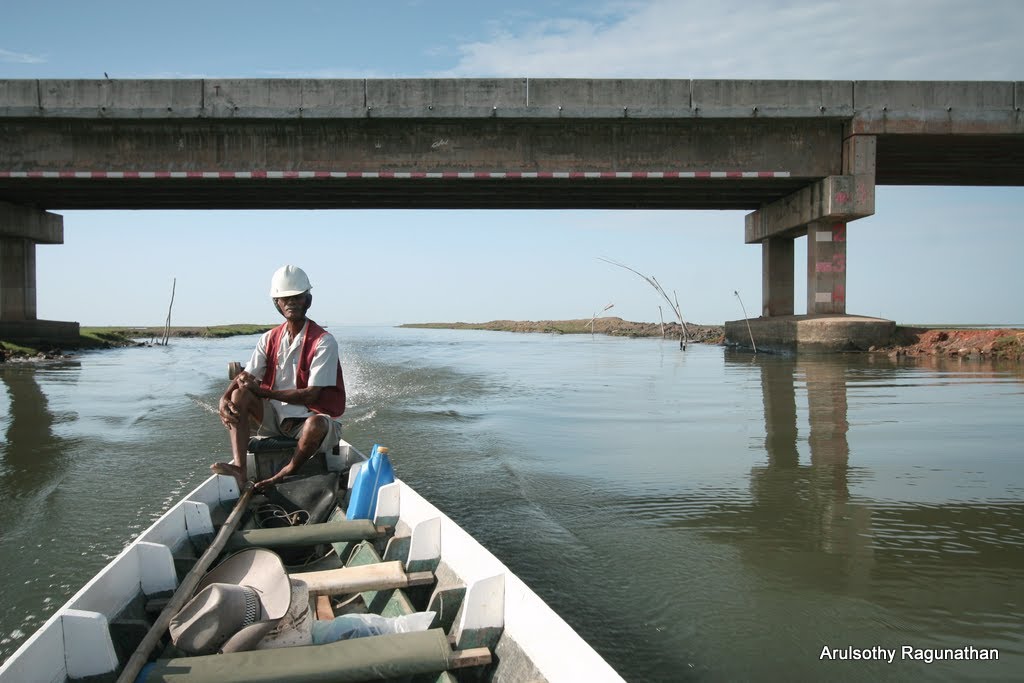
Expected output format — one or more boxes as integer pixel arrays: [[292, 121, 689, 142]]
[[0, 177, 812, 210], [877, 135, 1024, 185]]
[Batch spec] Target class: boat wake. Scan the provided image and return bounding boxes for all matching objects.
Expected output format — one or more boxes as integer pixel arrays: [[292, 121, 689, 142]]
[[186, 394, 219, 416], [345, 408, 377, 425]]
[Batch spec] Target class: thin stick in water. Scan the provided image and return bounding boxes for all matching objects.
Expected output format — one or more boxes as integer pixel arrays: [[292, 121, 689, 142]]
[[599, 257, 689, 350], [590, 303, 614, 338], [734, 290, 757, 354], [161, 278, 176, 346]]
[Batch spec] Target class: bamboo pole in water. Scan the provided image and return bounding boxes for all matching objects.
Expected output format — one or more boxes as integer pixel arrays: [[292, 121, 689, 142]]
[[161, 278, 176, 346], [599, 257, 689, 350], [116, 484, 254, 683], [734, 290, 757, 354], [590, 303, 614, 338]]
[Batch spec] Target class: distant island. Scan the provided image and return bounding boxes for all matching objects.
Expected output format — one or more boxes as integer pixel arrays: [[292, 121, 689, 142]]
[[400, 317, 725, 343]]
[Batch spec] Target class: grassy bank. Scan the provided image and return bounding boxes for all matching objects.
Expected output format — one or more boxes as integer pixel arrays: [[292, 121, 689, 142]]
[[1, 324, 272, 361], [82, 324, 272, 342]]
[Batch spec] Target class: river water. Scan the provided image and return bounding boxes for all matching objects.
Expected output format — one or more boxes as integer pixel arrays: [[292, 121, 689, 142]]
[[1, 326, 1022, 681]]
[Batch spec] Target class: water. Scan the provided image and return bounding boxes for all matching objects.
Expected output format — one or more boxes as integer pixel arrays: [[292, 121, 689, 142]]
[[1, 327, 1022, 681]]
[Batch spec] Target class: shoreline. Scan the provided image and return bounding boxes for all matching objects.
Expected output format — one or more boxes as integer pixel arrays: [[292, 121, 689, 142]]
[[400, 317, 725, 343], [0, 324, 273, 363], [400, 318, 1024, 362], [4, 320, 1020, 363]]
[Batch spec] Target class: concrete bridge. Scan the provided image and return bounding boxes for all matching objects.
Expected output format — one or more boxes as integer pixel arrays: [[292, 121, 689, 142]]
[[1, 79, 1022, 347]]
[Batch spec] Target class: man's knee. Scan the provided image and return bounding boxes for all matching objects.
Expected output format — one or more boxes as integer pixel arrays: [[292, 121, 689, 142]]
[[232, 388, 263, 423], [302, 414, 329, 442]]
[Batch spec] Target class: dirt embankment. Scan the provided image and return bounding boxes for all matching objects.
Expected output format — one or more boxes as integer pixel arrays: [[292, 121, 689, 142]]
[[402, 317, 724, 343], [402, 319, 1024, 362], [881, 327, 1024, 362]]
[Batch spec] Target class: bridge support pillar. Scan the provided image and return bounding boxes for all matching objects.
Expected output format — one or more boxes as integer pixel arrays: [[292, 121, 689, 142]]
[[0, 202, 79, 345], [762, 237, 795, 316], [726, 135, 890, 351], [807, 221, 847, 314]]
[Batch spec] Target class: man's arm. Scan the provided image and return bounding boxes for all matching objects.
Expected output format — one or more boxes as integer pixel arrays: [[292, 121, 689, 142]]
[[237, 373, 322, 406]]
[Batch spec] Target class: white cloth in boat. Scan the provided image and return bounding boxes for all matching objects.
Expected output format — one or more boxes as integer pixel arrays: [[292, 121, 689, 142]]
[[169, 548, 293, 655]]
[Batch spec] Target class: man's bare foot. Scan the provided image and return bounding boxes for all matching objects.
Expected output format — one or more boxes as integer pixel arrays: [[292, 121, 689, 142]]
[[211, 462, 247, 491]]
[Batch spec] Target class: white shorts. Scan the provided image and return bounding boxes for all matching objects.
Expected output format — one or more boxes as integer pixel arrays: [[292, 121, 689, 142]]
[[255, 401, 343, 454]]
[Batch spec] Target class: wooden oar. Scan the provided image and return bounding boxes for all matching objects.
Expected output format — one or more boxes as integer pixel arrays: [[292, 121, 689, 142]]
[[117, 483, 255, 683], [291, 561, 435, 597]]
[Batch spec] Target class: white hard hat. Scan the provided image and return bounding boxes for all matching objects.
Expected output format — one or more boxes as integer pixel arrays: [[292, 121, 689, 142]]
[[270, 265, 312, 298]]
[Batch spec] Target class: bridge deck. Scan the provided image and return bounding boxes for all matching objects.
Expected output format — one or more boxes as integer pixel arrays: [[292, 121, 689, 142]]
[[1, 79, 1021, 209]]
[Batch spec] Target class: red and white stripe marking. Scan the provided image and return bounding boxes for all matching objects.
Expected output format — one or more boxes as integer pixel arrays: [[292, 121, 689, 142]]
[[0, 170, 791, 180]]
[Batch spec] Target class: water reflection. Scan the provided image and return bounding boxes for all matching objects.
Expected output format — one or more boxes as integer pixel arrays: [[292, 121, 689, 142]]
[[717, 351, 1024, 653], [0, 364, 77, 506], [748, 354, 874, 592]]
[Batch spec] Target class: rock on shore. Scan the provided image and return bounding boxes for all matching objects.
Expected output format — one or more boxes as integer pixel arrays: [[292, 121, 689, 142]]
[[880, 327, 1024, 362]]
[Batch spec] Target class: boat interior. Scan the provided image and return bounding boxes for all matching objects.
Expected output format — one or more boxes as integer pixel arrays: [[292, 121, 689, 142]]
[[101, 438, 522, 683]]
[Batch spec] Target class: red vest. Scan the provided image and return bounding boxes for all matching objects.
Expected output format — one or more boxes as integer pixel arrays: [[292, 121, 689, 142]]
[[260, 320, 346, 417]]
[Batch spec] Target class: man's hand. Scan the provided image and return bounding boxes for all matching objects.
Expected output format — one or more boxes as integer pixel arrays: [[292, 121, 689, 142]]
[[253, 476, 278, 492], [254, 462, 295, 492], [218, 395, 240, 427], [238, 373, 266, 398]]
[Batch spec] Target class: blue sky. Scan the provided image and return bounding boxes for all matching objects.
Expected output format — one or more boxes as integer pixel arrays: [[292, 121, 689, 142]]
[[2, 0, 1022, 327]]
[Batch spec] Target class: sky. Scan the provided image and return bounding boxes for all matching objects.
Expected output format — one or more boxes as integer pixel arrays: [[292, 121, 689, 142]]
[[2, 0, 1022, 327]]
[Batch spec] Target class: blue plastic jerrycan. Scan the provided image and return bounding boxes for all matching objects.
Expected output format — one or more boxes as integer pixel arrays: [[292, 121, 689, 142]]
[[346, 444, 395, 520]]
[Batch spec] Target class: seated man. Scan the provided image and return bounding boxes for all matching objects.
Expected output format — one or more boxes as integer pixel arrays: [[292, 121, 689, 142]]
[[213, 265, 345, 491]]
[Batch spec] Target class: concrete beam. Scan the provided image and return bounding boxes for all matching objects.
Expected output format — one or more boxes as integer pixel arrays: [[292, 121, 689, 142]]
[[0, 202, 63, 243], [851, 81, 1022, 134], [36, 79, 205, 118], [0, 79, 38, 117], [842, 134, 876, 217], [366, 79, 527, 118], [205, 79, 364, 118], [0, 119, 840, 178], [692, 79, 853, 118], [525, 79, 691, 117], [2, 79, 1017, 129], [744, 176, 872, 243]]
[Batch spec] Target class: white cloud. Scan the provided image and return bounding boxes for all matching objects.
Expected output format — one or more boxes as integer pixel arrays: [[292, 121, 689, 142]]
[[441, 0, 1023, 79], [0, 48, 45, 64]]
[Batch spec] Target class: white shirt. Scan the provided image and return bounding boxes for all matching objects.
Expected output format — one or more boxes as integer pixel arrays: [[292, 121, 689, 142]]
[[245, 322, 342, 420]]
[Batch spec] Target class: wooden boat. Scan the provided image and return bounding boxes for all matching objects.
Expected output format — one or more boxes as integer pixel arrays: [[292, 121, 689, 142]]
[[0, 434, 623, 682]]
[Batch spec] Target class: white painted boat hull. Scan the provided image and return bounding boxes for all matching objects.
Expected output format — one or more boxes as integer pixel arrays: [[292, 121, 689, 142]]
[[0, 440, 623, 682]]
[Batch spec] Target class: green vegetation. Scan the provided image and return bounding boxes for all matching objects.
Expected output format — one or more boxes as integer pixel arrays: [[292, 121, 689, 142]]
[[1, 324, 273, 361], [991, 334, 1023, 355], [81, 324, 272, 341], [0, 340, 37, 356]]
